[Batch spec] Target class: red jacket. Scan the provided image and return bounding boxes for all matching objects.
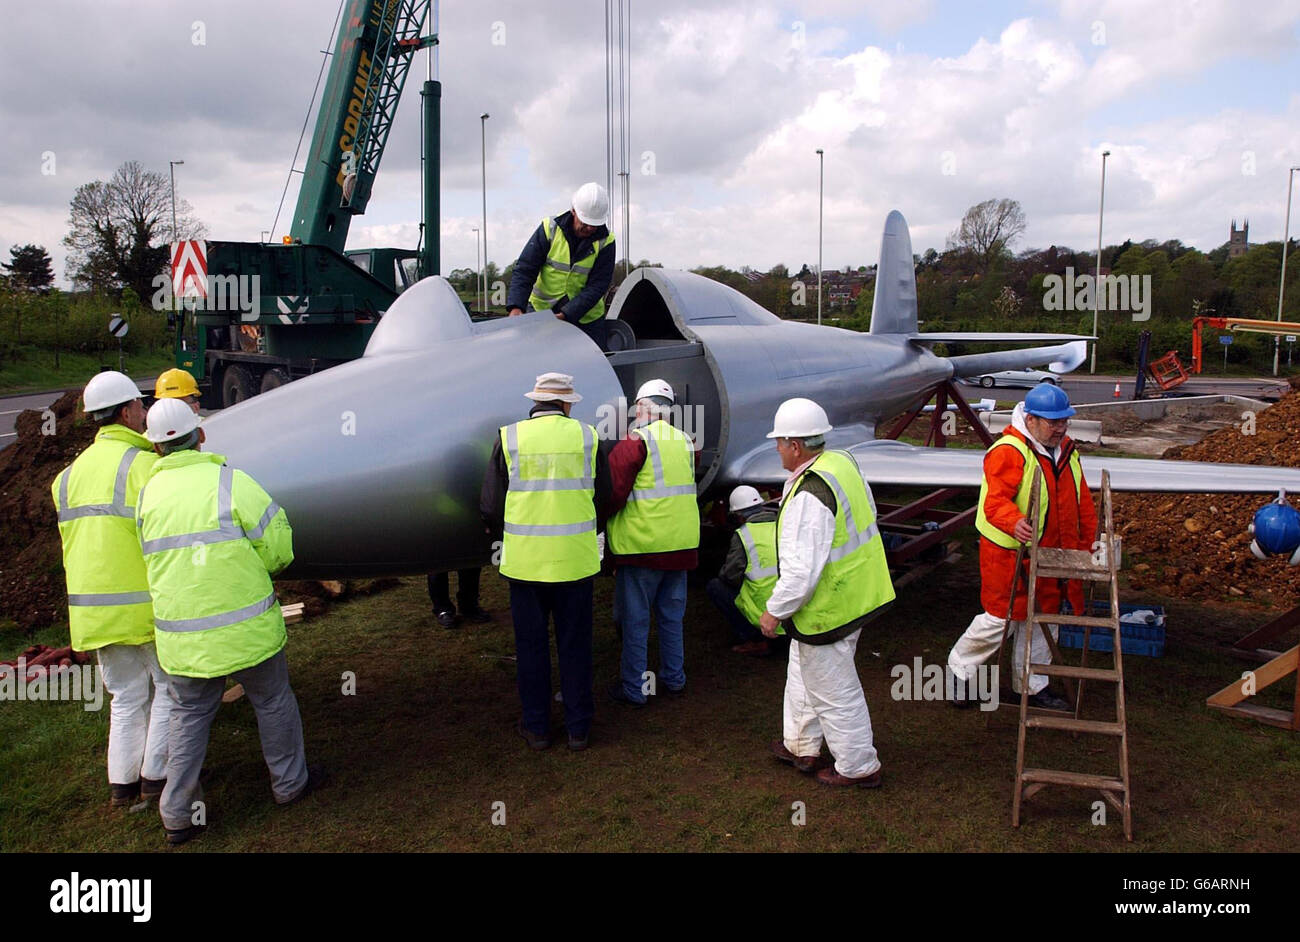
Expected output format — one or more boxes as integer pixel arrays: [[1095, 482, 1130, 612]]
[[606, 432, 699, 571], [979, 427, 1097, 620]]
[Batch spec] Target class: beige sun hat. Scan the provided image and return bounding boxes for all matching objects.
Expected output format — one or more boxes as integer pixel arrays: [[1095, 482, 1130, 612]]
[[524, 371, 582, 403]]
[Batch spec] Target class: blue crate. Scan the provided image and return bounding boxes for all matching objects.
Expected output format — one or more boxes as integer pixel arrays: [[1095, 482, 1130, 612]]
[[1057, 602, 1166, 657]]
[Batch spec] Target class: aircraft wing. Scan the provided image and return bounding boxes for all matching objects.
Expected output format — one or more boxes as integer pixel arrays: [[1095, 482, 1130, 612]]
[[731, 438, 1300, 494]]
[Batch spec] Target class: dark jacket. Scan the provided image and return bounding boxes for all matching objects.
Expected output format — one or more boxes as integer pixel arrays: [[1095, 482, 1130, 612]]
[[480, 404, 612, 538], [506, 211, 616, 323], [718, 509, 778, 589]]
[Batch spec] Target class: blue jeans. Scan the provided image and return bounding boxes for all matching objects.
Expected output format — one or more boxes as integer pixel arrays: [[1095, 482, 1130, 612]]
[[616, 567, 687, 702]]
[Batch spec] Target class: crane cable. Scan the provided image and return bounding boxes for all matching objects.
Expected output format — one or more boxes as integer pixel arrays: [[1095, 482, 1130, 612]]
[[269, 0, 348, 242]]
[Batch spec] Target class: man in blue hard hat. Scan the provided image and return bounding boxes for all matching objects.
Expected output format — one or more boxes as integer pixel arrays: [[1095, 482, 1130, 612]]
[[947, 383, 1097, 710]]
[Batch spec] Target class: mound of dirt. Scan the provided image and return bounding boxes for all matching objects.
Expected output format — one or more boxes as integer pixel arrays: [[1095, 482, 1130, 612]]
[[0, 391, 94, 630], [1114, 390, 1300, 606]]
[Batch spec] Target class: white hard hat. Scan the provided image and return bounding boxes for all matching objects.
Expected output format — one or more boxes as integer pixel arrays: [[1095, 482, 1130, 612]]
[[145, 397, 202, 444], [571, 182, 609, 227], [728, 485, 764, 513], [83, 371, 142, 413], [766, 397, 832, 439], [635, 378, 674, 404]]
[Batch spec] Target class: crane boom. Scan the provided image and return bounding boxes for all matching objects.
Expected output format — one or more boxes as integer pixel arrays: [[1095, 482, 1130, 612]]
[[290, 0, 434, 254]]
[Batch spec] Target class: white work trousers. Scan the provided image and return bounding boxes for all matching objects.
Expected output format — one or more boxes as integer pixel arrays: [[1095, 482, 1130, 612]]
[[96, 642, 172, 785], [783, 629, 881, 778], [947, 611, 1056, 695]]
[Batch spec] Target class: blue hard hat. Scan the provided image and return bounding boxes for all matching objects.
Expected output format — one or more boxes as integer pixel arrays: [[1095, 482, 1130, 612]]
[[1251, 501, 1300, 556], [1024, 383, 1075, 419]]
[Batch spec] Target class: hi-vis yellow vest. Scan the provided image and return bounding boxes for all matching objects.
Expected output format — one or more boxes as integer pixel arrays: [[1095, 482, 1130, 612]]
[[776, 450, 895, 639], [527, 216, 615, 323], [52, 425, 158, 651], [136, 450, 293, 678], [974, 433, 1083, 550], [734, 519, 778, 625], [606, 420, 699, 556], [499, 413, 600, 583]]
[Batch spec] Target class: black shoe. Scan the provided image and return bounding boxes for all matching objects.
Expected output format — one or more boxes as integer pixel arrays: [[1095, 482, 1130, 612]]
[[139, 776, 166, 801], [948, 671, 977, 710], [110, 782, 140, 808], [435, 609, 457, 629], [516, 719, 551, 750], [657, 683, 685, 698], [164, 824, 206, 846], [462, 606, 492, 624], [280, 765, 329, 806], [567, 732, 590, 752], [1027, 689, 1070, 711], [607, 682, 646, 707]]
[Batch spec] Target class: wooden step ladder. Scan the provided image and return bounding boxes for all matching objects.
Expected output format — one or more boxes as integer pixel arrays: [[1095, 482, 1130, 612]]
[[1011, 468, 1133, 841]]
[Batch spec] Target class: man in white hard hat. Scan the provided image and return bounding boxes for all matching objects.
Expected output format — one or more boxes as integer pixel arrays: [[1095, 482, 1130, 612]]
[[606, 379, 699, 705], [706, 486, 780, 657], [480, 372, 611, 751], [52, 371, 173, 810], [137, 398, 323, 845], [758, 398, 895, 787], [506, 182, 617, 350]]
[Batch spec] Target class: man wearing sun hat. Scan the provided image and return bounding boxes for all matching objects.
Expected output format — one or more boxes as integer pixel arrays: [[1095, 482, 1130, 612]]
[[480, 372, 611, 751]]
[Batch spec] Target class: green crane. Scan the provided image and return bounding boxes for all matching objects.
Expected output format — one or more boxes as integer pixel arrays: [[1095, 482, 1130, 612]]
[[172, 0, 440, 408]]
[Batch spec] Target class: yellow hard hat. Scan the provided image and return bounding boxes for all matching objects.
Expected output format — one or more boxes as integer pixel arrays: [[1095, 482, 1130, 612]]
[[154, 368, 200, 400]]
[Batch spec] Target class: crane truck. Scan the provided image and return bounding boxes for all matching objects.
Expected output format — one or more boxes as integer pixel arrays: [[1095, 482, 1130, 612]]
[[169, 0, 441, 408]]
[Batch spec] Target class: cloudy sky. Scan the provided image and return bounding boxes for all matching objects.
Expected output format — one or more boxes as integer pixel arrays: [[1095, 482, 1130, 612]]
[[3, 0, 1299, 287]]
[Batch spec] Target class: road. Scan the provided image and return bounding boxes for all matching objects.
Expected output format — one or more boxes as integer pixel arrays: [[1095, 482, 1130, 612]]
[[0, 376, 163, 450], [960, 375, 1290, 406]]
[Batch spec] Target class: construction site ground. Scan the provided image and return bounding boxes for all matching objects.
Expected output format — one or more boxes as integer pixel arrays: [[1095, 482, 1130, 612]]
[[3, 387, 1300, 851]]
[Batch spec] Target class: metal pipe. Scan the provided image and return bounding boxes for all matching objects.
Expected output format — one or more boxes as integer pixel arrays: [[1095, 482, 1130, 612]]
[[816, 148, 823, 326], [421, 79, 441, 277], [169, 160, 184, 243], [1090, 149, 1109, 374], [1273, 166, 1298, 376], [480, 113, 489, 312]]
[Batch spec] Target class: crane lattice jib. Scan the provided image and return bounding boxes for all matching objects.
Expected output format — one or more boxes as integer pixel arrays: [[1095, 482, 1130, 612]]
[[290, 0, 433, 254]]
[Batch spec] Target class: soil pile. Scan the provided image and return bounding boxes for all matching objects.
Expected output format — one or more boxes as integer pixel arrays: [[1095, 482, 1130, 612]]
[[1114, 387, 1300, 606], [0, 391, 92, 630]]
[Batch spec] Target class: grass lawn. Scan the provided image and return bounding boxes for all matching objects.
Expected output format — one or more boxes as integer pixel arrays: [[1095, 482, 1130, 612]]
[[3, 532, 1297, 854], [0, 350, 175, 395]]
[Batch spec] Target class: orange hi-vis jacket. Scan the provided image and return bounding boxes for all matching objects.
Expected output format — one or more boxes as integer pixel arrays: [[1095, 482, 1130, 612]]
[[978, 427, 1097, 621]]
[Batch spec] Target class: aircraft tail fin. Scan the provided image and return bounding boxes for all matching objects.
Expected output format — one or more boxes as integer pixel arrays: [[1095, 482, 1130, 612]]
[[868, 210, 919, 336]]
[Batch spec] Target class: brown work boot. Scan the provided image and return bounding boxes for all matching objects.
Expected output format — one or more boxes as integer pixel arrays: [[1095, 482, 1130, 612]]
[[110, 782, 139, 808], [139, 776, 165, 802], [770, 739, 828, 773], [816, 765, 883, 788]]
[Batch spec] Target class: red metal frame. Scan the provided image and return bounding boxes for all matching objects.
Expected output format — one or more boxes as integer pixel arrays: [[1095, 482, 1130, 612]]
[[877, 380, 989, 566]]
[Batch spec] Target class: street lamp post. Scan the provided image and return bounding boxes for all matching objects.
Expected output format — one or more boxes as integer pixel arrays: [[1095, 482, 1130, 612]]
[[169, 160, 185, 243], [480, 113, 489, 312], [1090, 149, 1110, 374], [816, 148, 824, 326], [1273, 165, 1299, 377], [260, 230, 269, 244], [472, 227, 481, 313]]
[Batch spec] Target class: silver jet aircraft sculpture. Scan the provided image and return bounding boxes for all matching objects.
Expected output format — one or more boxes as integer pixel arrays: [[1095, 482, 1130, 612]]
[[202, 210, 1300, 577]]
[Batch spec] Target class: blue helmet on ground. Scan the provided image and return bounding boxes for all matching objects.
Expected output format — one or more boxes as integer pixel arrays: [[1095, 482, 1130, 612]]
[[1024, 383, 1075, 419], [1249, 492, 1300, 565]]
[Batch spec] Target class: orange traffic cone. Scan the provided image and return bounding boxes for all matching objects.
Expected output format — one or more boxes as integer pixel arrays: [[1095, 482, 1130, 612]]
[[1113, 382, 1122, 398]]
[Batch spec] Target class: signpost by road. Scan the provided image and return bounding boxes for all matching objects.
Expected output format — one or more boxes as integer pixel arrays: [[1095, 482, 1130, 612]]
[[1220, 332, 1233, 373], [1287, 334, 1296, 367], [108, 314, 128, 372]]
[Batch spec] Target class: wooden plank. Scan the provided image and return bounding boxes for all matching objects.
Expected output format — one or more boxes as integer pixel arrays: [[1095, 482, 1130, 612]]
[[1207, 702, 1295, 729], [222, 683, 245, 704], [1026, 715, 1124, 736], [1030, 664, 1121, 682], [282, 601, 306, 626], [1206, 645, 1299, 707], [1233, 604, 1300, 652], [1031, 613, 1116, 628], [1021, 768, 1125, 790]]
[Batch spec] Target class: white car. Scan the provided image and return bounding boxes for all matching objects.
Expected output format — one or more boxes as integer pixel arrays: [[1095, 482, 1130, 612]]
[[964, 367, 1060, 389]]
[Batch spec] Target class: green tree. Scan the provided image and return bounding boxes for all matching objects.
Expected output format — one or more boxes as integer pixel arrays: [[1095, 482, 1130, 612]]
[[63, 161, 204, 298], [2, 244, 54, 290], [950, 198, 1026, 273]]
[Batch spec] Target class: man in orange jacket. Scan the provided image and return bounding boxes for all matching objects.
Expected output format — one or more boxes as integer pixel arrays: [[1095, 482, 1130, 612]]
[[947, 384, 1097, 710]]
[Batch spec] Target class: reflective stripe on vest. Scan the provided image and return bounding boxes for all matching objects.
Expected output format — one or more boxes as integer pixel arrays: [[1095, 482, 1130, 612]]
[[499, 414, 600, 582], [527, 216, 614, 323], [68, 590, 153, 607], [605, 420, 700, 556], [974, 434, 1083, 550], [155, 591, 277, 633], [139, 465, 262, 554], [776, 450, 895, 638], [56, 448, 138, 521], [735, 519, 779, 626]]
